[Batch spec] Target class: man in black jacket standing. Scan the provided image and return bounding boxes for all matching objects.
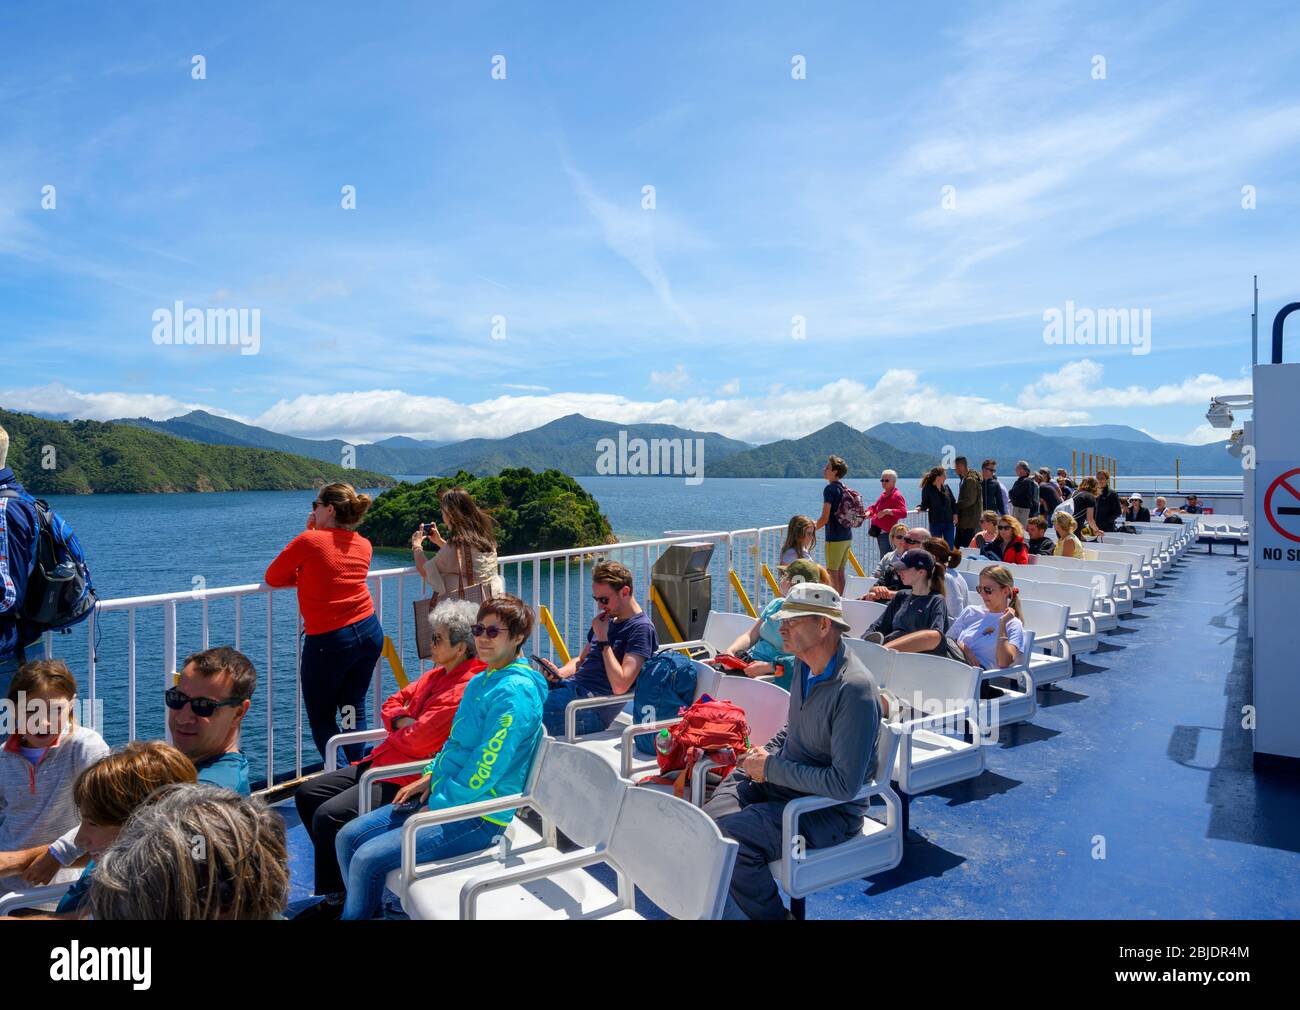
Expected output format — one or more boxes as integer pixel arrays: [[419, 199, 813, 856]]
[[1008, 461, 1038, 526], [704, 583, 882, 920], [1036, 469, 1062, 516]]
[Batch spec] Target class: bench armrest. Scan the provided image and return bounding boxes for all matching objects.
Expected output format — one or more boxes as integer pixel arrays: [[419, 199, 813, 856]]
[[324, 728, 386, 771], [565, 692, 634, 742], [357, 759, 431, 814], [460, 846, 610, 920]]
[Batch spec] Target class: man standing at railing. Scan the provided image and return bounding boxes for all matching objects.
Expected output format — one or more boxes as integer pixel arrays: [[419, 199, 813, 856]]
[[703, 583, 881, 920], [540, 559, 657, 738], [0, 426, 38, 698]]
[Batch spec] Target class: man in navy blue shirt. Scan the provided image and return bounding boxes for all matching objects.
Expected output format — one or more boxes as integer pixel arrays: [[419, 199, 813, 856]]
[[541, 559, 657, 737], [0, 426, 39, 697]]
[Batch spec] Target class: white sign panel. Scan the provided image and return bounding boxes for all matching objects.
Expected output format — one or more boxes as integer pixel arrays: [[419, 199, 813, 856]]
[[1256, 461, 1300, 569]]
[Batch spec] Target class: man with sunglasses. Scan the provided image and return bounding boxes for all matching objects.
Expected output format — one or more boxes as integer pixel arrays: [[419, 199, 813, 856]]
[[164, 646, 254, 795], [980, 459, 1010, 517], [36, 646, 254, 887], [540, 559, 657, 738]]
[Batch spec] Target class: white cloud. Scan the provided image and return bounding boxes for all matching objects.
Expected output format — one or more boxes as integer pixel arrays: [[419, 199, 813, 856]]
[[1140, 423, 1233, 446], [718, 378, 741, 396], [0, 382, 230, 422], [650, 363, 690, 391], [1018, 361, 1251, 409], [564, 162, 695, 331]]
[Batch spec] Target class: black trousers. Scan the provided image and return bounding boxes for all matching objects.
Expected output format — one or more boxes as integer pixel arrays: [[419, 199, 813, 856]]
[[703, 773, 858, 920], [955, 527, 976, 551], [294, 763, 401, 896]]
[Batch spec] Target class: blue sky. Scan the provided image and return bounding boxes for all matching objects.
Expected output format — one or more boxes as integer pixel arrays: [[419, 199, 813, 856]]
[[2, 0, 1297, 447]]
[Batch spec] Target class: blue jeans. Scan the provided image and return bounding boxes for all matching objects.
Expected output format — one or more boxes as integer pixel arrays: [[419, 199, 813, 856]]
[[542, 680, 626, 738], [300, 613, 384, 766], [929, 520, 955, 548], [335, 803, 499, 920]]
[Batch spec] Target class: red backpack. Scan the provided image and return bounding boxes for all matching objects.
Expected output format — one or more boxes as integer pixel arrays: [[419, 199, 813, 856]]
[[640, 696, 750, 799]]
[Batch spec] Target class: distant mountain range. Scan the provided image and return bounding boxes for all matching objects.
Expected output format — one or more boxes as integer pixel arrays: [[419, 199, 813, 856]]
[[707, 422, 935, 478], [864, 422, 1232, 476], [113, 410, 754, 476], [100, 408, 1238, 480]]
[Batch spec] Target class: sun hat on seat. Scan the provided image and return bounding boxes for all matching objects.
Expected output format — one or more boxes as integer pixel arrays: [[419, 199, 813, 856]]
[[771, 582, 851, 632]]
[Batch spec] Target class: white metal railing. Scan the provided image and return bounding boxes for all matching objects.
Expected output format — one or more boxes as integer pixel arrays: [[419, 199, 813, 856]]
[[41, 521, 891, 792]]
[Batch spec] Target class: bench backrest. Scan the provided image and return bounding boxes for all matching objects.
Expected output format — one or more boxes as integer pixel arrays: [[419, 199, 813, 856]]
[[607, 787, 738, 920], [844, 574, 878, 599], [531, 740, 630, 848], [1013, 578, 1093, 616], [842, 598, 886, 637], [709, 673, 791, 747], [701, 611, 758, 653], [1033, 554, 1134, 587], [1018, 598, 1070, 639], [878, 651, 979, 720]]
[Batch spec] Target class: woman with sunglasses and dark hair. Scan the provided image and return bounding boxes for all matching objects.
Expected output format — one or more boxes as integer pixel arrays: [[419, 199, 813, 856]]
[[265, 482, 384, 768], [293, 599, 485, 920], [333, 594, 548, 920]]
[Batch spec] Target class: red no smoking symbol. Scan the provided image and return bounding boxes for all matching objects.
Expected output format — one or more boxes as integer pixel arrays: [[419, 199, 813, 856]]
[[1264, 468, 1300, 543]]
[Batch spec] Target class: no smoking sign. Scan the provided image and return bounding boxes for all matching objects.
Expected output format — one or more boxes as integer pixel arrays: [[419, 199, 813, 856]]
[[1258, 463, 1300, 568]]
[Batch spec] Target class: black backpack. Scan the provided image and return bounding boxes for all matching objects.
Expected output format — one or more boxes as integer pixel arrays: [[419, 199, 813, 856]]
[[0, 488, 97, 635]]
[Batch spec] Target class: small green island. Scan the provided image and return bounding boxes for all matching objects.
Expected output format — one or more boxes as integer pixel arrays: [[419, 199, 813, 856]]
[[0, 408, 395, 494], [359, 468, 616, 555]]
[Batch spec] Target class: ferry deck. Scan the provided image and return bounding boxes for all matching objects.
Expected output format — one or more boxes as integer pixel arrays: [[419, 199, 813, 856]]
[[264, 539, 1299, 919]]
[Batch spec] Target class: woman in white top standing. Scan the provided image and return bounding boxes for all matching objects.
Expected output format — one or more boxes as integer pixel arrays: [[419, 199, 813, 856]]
[[410, 488, 506, 598]]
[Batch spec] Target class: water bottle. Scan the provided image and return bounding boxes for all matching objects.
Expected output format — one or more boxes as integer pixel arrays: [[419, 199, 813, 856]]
[[655, 728, 673, 755]]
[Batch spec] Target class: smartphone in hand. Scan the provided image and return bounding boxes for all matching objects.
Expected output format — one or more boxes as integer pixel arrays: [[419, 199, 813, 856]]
[[530, 654, 562, 683]]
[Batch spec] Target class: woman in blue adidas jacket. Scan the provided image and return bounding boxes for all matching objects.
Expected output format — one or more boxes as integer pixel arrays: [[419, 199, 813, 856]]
[[333, 594, 547, 920]]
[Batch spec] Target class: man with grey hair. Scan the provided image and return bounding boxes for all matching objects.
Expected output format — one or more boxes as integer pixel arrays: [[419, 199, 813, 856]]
[[704, 582, 882, 919], [1008, 460, 1038, 527], [87, 783, 289, 920], [0, 425, 39, 696], [292, 598, 484, 917]]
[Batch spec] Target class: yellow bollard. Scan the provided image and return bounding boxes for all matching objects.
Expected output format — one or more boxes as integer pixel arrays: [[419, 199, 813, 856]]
[[729, 569, 758, 618], [846, 547, 865, 577], [382, 635, 409, 688], [538, 605, 571, 665]]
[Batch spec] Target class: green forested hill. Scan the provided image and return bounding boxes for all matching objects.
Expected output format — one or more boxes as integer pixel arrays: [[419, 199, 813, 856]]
[[359, 468, 615, 553], [0, 408, 395, 494]]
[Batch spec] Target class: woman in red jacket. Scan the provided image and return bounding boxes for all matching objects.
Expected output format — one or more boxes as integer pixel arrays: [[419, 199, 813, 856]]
[[292, 598, 485, 916], [995, 515, 1031, 565], [265, 483, 384, 769]]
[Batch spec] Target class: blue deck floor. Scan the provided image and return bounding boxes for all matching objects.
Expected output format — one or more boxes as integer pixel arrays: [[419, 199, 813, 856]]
[[277, 549, 1300, 919]]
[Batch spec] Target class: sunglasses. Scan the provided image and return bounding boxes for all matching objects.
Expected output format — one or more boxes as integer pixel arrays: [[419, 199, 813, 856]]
[[471, 623, 507, 640], [311, 500, 323, 509], [997, 524, 1012, 530], [903, 537, 923, 545], [592, 594, 612, 605], [977, 585, 1002, 596], [880, 478, 893, 484], [164, 687, 244, 718]]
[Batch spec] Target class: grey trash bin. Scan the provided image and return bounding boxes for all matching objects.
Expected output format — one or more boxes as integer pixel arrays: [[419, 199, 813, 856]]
[[650, 543, 714, 644]]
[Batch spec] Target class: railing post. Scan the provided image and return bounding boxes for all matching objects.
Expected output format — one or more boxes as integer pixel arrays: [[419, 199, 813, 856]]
[[266, 592, 274, 788], [163, 600, 177, 744], [127, 608, 136, 741], [372, 577, 383, 728]]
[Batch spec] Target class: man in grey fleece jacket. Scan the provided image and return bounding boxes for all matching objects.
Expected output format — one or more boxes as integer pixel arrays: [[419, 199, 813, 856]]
[[703, 582, 881, 920]]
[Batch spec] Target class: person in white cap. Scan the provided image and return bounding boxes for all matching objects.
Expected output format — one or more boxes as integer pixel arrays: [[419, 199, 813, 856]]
[[1124, 495, 1150, 524], [702, 582, 882, 920]]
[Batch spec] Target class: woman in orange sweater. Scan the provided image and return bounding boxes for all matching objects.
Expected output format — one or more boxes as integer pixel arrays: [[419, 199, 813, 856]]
[[265, 483, 384, 767]]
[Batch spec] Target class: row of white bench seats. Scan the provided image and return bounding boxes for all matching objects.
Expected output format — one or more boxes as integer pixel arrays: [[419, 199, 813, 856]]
[[376, 518, 1198, 917]]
